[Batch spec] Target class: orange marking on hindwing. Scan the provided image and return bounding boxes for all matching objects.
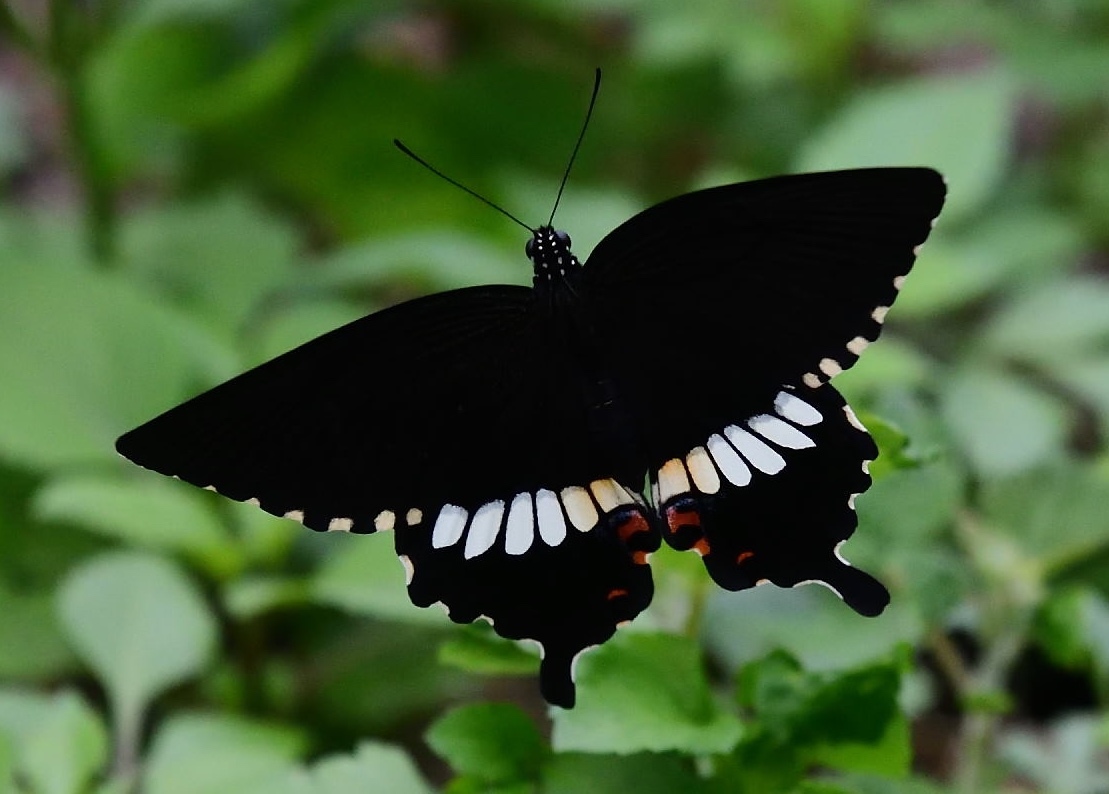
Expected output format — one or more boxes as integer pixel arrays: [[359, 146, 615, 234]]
[[607, 588, 628, 600], [692, 538, 711, 557], [632, 551, 648, 565], [737, 551, 754, 564]]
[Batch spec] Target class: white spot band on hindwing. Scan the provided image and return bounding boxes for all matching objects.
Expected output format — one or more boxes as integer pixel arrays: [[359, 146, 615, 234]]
[[427, 478, 642, 559], [432, 504, 468, 548], [655, 390, 832, 503], [464, 500, 505, 559]]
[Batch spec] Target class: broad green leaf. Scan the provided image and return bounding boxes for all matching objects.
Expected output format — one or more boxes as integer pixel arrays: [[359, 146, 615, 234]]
[[979, 278, 1109, 362], [0, 733, 13, 794], [57, 553, 218, 744], [0, 690, 108, 794], [1049, 357, 1109, 436], [0, 586, 74, 679], [120, 193, 300, 334], [736, 651, 909, 777], [797, 70, 1015, 222], [427, 704, 545, 785], [979, 464, 1109, 569], [552, 632, 742, 755], [889, 239, 1000, 318], [1034, 587, 1109, 686], [702, 585, 921, 675], [33, 476, 240, 578], [145, 713, 306, 794], [311, 534, 446, 626], [939, 367, 1068, 476], [832, 337, 933, 400], [854, 462, 962, 549], [0, 262, 233, 470], [807, 712, 911, 777], [438, 624, 540, 676], [222, 575, 310, 620], [308, 742, 431, 794], [541, 753, 707, 794], [20, 692, 108, 794], [310, 231, 525, 294]]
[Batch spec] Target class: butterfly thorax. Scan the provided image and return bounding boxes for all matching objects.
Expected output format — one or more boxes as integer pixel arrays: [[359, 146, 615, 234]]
[[527, 226, 582, 289]]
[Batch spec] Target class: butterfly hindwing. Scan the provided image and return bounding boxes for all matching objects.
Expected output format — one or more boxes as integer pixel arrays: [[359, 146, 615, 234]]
[[651, 383, 888, 616], [395, 481, 659, 707]]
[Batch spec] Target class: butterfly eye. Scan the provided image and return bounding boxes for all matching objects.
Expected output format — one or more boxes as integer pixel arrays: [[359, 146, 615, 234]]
[[525, 238, 535, 258], [555, 230, 572, 248]]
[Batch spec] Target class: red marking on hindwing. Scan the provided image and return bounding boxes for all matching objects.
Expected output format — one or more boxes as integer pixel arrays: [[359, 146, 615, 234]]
[[615, 511, 650, 543], [632, 551, 648, 565], [665, 504, 702, 534]]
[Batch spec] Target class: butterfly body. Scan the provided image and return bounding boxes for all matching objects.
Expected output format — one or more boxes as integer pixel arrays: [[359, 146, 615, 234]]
[[117, 167, 946, 707]]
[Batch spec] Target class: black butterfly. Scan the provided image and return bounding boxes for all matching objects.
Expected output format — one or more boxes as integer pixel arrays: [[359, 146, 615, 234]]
[[116, 72, 945, 707]]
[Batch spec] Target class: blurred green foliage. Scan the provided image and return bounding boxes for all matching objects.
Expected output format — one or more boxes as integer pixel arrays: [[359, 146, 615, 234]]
[[1, 0, 1109, 792]]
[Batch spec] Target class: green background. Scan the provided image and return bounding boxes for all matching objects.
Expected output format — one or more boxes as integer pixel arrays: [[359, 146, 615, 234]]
[[1, 0, 1109, 792]]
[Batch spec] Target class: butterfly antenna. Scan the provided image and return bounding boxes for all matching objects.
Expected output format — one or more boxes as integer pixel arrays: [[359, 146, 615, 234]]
[[548, 67, 602, 227], [393, 139, 534, 232]]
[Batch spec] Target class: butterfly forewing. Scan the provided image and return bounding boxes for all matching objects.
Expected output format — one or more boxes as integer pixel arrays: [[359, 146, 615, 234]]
[[583, 168, 945, 465]]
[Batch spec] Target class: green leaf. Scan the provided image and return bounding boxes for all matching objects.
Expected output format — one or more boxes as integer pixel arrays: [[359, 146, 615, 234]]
[[33, 476, 241, 578], [851, 462, 966, 619], [939, 367, 1068, 476], [427, 703, 545, 785], [222, 575, 311, 620], [828, 338, 934, 399], [0, 585, 74, 679], [56, 553, 218, 745], [311, 534, 446, 625], [797, 70, 1015, 222], [438, 624, 540, 676], [736, 651, 909, 777], [1049, 357, 1109, 436], [120, 193, 300, 334], [552, 632, 742, 755], [979, 277, 1109, 363], [308, 742, 432, 794], [979, 464, 1109, 570], [310, 231, 525, 294], [0, 261, 234, 470], [0, 733, 13, 794], [541, 753, 707, 794], [702, 585, 922, 675], [144, 713, 306, 794], [0, 689, 108, 794], [19, 692, 109, 794]]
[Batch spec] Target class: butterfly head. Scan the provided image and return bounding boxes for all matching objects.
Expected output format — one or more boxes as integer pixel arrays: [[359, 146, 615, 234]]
[[526, 226, 581, 281]]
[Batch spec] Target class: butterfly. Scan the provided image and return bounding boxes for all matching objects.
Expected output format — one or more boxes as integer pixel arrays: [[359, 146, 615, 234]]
[[116, 71, 946, 707]]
